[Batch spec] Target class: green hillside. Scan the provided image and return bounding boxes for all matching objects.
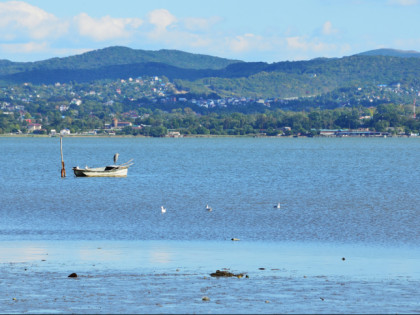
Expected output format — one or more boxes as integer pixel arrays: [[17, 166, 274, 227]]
[[357, 48, 420, 58], [0, 46, 419, 101], [174, 55, 420, 98], [0, 46, 241, 76]]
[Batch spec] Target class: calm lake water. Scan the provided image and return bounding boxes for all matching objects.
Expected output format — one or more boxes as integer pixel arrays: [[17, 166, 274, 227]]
[[1, 136, 419, 245], [0, 136, 419, 313]]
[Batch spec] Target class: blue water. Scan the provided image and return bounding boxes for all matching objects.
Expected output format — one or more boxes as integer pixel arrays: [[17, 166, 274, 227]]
[[1, 136, 419, 245], [1, 136, 420, 314]]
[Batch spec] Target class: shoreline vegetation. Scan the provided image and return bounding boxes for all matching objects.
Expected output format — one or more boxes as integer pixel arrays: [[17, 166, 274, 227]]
[[0, 133, 416, 138], [2, 103, 419, 138]]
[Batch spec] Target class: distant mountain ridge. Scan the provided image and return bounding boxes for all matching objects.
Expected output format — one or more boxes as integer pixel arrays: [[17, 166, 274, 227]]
[[0, 46, 242, 75], [356, 48, 420, 58], [0, 46, 420, 100]]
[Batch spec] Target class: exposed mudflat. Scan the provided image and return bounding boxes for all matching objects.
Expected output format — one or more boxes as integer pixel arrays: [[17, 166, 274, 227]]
[[1, 240, 419, 314]]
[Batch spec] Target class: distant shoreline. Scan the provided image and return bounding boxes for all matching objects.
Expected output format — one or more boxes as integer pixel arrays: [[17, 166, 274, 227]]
[[0, 134, 281, 138], [0, 133, 414, 139]]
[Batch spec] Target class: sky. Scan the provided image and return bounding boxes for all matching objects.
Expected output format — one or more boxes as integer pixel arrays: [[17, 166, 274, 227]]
[[0, 0, 420, 63]]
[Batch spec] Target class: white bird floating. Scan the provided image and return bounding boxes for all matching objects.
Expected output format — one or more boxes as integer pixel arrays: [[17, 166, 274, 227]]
[[274, 203, 281, 209], [206, 204, 212, 211], [161, 206, 166, 213]]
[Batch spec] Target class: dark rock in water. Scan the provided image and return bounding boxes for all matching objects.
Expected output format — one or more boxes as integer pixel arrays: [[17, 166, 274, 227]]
[[210, 270, 234, 277], [68, 273, 78, 278], [210, 270, 244, 278]]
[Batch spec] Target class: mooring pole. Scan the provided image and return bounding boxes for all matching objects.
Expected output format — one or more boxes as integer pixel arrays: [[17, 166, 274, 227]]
[[60, 136, 66, 178]]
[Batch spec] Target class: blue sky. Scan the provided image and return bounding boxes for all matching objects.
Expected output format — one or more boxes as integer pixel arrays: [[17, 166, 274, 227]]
[[1, 0, 420, 62]]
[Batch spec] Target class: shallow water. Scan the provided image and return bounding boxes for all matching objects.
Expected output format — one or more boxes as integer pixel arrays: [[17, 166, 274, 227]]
[[0, 137, 419, 313], [1, 240, 420, 314]]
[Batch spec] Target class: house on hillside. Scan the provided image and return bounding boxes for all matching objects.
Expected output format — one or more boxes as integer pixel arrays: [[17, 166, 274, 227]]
[[60, 129, 71, 135], [27, 123, 42, 132], [319, 129, 339, 137], [111, 118, 132, 129]]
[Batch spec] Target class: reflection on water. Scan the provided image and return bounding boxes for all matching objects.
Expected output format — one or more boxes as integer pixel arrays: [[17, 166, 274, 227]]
[[1, 240, 419, 280], [149, 247, 172, 264], [0, 245, 49, 262]]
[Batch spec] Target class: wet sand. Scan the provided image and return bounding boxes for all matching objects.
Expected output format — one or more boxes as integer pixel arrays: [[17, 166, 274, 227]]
[[1, 240, 419, 314]]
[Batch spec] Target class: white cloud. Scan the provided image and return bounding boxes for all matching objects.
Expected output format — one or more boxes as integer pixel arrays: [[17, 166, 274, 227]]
[[74, 13, 143, 41], [145, 9, 218, 48], [227, 33, 267, 53], [183, 16, 221, 31], [322, 21, 338, 36], [0, 1, 68, 40], [286, 37, 308, 50], [0, 42, 95, 61], [188, 36, 213, 48], [286, 36, 336, 52], [147, 9, 177, 35], [282, 35, 354, 60], [388, 0, 418, 5], [0, 41, 48, 53], [0, 42, 91, 56], [0, 3, 358, 63]]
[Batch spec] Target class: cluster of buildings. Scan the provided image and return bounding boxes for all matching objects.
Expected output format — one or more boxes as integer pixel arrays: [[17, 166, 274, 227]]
[[153, 95, 275, 108], [318, 128, 418, 137], [1, 76, 419, 136], [319, 129, 389, 137]]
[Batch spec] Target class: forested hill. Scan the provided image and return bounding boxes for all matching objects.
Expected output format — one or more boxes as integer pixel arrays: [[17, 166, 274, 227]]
[[0, 46, 242, 75], [356, 48, 420, 58], [0, 46, 420, 99]]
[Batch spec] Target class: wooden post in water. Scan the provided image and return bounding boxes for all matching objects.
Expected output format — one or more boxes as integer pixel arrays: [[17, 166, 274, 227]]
[[60, 136, 66, 178]]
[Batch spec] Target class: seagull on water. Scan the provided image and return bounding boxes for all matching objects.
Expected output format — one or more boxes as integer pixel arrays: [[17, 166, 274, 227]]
[[161, 206, 166, 213], [206, 204, 212, 211], [274, 203, 281, 209]]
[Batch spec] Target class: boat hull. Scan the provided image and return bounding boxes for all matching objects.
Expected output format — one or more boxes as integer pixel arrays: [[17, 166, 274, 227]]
[[72, 166, 128, 177]]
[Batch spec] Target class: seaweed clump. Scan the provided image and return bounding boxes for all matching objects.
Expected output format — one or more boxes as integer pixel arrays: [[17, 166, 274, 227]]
[[210, 270, 245, 278]]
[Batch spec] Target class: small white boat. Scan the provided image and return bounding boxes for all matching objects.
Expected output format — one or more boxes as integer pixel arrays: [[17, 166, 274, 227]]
[[73, 158, 133, 177]]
